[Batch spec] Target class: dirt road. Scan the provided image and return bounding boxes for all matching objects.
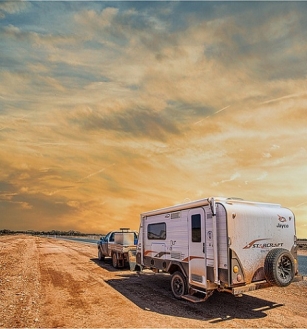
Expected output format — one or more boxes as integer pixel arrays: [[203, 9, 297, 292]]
[[0, 235, 306, 328]]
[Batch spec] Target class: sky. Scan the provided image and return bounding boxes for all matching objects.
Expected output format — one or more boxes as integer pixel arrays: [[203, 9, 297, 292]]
[[0, 1, 307, 237]]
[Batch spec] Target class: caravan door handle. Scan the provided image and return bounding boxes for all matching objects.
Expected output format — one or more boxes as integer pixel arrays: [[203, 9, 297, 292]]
[[203, 242, 205, 253]]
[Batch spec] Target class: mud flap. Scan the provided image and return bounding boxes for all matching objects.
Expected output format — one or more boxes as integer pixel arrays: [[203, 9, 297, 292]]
[[128, 250, 137, 271]]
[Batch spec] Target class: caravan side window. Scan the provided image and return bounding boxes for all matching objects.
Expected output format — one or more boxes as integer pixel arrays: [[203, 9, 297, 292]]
[[192, 214, 201, 242], [148, 222, 166, 240]]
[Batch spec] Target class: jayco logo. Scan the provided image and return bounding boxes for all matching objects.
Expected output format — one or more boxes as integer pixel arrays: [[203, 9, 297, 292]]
[[277, 223, 289, 229], [278, 215, 287, 222], [277, 214, 289, 228]]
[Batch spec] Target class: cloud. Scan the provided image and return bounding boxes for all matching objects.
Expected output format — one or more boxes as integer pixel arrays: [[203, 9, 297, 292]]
[[1, 185, 75, 217], [212, 172, 241, 187], [202, 3, 307, 81], [0, 1, 30, 17], [74, 7, 119, 31], [69, 106, 180, 141], [256, 172, 268, 181], [262, 153, 272, 158], [1, 2, 307, 237]]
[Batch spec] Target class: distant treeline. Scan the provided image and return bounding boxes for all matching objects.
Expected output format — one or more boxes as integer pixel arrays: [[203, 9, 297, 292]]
[[0, 229, 102, 237], [298, 239, 307, 250], [1, 229, 306, 246]]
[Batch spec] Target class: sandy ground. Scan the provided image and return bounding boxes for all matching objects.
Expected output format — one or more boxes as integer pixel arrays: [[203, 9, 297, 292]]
[[0, 235, 306, 328]]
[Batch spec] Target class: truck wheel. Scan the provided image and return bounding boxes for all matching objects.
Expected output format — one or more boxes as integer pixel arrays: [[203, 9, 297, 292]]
[[171, 271, 187, 299], [98, 249, 105, 261], [112, 253, 118, 268], [264, 248, 295, 287]]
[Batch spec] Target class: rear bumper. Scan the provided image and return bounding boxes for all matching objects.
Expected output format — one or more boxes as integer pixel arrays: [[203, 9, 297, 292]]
[[228, 274, 303, 295], [231, 280, 271, 295]]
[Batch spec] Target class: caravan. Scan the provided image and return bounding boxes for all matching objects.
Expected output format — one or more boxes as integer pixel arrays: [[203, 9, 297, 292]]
[[136, 197, 298, 302]]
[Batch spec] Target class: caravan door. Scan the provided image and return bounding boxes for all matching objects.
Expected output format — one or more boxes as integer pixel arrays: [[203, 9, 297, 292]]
[[188, 207, 207, 289]]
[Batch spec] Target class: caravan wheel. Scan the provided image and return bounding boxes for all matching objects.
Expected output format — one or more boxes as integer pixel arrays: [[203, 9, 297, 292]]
[[171, 271, 187, 299], [264, 248, 295, 287]]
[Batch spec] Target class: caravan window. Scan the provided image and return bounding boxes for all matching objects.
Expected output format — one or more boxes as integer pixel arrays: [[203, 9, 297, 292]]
[[147, 222, 166, 240], [192, 214, 201, 242]]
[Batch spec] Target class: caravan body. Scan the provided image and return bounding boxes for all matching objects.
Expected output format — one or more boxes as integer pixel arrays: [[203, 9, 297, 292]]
[[136, 197, 298, 301]]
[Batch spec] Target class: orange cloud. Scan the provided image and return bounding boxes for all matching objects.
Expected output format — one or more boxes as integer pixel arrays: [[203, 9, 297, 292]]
[[1, 2, 307, 237]]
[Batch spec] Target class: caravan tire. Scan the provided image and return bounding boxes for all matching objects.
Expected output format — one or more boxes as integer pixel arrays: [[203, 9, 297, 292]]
[[264, 248, 295, 287], [171, 271, 188, 299]]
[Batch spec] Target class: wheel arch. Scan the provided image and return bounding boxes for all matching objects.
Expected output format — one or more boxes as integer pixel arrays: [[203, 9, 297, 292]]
[[167, 261, 188, 277]]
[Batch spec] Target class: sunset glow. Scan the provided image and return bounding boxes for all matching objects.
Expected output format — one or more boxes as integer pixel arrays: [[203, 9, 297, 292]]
[[1, 1, 307, 237]]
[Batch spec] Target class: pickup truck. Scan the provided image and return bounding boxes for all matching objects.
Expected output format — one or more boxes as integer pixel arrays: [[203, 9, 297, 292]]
[[97, 228, 138, 269]]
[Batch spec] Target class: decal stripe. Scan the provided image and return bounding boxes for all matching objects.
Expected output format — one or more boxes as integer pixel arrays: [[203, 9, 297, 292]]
[[243, 238, 269, 249], [182, 256, 205, 262]]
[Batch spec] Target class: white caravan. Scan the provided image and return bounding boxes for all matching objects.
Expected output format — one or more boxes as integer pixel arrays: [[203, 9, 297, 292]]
[[136, 197, 298, 302]]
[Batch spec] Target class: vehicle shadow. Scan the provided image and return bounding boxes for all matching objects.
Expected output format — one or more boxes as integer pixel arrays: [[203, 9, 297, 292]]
[[91, 258, 132, 273], [90, 259, 284, 322]]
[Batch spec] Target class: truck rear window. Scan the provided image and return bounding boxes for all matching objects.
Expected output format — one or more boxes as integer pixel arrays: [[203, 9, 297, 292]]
[[147, 223, 166, 240]]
